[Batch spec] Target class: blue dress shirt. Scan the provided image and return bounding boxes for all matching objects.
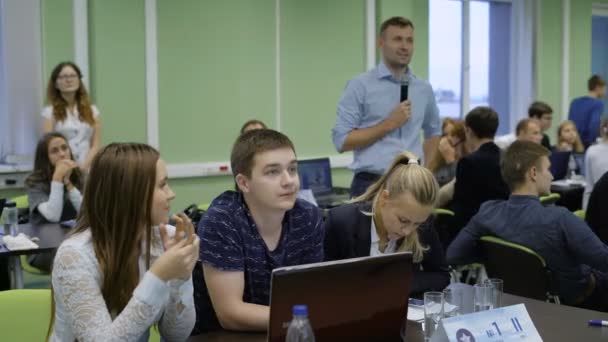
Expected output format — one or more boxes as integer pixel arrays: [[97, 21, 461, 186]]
[[332, 62, 442, 174], [568, 96, 604, 146]]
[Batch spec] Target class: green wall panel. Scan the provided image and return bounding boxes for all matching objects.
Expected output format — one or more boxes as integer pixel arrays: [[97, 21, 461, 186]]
[[156, 0, 276, 164], [41, 0, 74, 79], [88, 0, 147, 144], [280, 0, 365, 157]]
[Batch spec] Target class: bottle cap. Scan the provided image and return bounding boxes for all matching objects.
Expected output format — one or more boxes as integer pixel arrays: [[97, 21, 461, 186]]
[[4, 201, 16, 208], [292, 305, 308, 316]]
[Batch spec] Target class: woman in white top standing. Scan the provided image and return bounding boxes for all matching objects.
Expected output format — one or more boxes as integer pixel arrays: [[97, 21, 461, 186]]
[[584, 119, 608, 209], [48, 143, 199, 341], [42, 62, 101, 171]]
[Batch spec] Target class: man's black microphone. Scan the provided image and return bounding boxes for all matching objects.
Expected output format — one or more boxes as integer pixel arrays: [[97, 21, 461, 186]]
[[400, 79, 408, 102]]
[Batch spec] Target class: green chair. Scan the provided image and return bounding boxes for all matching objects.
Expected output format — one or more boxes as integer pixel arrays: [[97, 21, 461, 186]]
[[573, 209, 586, 220], [479, 236, 560, 304], [0, 289, 165, 341], [433, 208, 456, 252], [539, 193, 561, 206], [9, 194, 48, 276], [433, 208, 455, 216], [10, 194, 28, 209], [197, 203, 210, 211], [149, 326, 161, 341], [0, 289, 52, 340]]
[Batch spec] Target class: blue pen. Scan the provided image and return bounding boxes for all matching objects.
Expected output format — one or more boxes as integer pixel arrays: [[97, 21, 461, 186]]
[[588, 320, 608, 327]]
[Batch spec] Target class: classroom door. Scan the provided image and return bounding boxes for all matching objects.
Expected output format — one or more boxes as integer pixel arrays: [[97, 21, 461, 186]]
[[592, 14, 608, 113]]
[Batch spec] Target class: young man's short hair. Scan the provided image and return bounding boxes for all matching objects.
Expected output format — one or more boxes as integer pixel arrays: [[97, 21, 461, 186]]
[[379, 16, 414, 37], [528, 101, 553, 119], [501, 140, 550, 190], [516, 118, 536, 136], [464, 106, 499, 139], [588, 75, 606, 91], [230, 129, 295, 179]]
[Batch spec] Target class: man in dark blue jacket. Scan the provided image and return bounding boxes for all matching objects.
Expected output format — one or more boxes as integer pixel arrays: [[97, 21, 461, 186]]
[[448, 140, 608, 311], [450, 106, 509, 235]]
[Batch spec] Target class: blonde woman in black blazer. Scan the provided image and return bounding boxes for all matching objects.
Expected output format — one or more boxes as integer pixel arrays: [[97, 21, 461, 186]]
[[323, 152, 450, 296]]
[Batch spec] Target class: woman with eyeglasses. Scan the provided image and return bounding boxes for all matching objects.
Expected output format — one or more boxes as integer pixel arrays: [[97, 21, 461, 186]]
[[323, 152, 450, 296], [42, 62, 101, 172]]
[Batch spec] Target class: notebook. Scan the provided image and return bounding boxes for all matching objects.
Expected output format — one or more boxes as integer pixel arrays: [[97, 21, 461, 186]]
[[268, 252, 413, 342]]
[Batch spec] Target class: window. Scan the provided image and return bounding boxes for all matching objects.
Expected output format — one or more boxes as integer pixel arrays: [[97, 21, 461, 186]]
[[0, 1, 43, 164], [430, 0, 514, 134], [592, 6, 608, 112], [429, 0, 461, 119]]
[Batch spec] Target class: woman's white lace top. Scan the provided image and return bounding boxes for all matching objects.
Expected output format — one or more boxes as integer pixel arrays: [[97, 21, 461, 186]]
[[50, 226, 195, 341]]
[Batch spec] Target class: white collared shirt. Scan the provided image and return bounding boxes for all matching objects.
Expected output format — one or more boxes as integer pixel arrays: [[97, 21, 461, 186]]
[[369, 214, 398, 256]]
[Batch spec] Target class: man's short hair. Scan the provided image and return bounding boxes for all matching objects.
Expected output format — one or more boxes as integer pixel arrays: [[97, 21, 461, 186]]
[[588, 75, 606, 91], [501, 140, 550, 190], [528, 101, 553, 119], [230, 129, 295, 179], [464, 106, 499, 139], [516, 118, 536, 136], [379, 16, 414, 37]]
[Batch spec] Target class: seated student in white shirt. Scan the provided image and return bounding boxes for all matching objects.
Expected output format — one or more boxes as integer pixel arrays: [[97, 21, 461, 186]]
[[48, 143, 199, 341], [494, 118, 543, 149], [323, 151, 450, 296], [583, 118, 608, 209], [25, 132, 83, 272]]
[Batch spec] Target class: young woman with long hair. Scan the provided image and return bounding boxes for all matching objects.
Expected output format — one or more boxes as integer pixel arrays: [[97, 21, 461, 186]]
[[48, 143, 199, 341], [25, 132, 83, 272]]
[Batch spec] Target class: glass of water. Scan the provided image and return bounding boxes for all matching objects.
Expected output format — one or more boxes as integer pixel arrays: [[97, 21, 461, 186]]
[[474, 283, 494, 312], [424, 291, 444, 341], [442, 288, 462, 318], [484, 278, 504, 308]]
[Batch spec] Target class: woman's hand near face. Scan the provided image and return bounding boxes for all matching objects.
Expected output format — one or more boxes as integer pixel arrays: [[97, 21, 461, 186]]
[[150, 213, 200, 281], [52, 159, 78, 182], [150, 236, 200, 281], [438, 137, 456, 163]]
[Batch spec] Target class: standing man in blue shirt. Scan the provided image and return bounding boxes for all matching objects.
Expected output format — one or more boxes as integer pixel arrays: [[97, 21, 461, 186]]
[[447, 140, 608, 311], [332, 16, 442, 197], [568, 75, 606, 148]]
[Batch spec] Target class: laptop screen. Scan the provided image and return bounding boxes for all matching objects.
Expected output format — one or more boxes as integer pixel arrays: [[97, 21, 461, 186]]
[[268, 253, 413, 342], [549, 151, 570, 180], [298, 158, 333, 196]]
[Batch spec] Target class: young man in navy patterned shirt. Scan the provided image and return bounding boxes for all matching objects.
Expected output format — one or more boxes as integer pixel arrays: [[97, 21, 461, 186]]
[[196, 129, 324, 332]]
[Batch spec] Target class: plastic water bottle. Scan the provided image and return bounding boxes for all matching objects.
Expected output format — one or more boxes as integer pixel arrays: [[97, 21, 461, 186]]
[[285, 305, 315, 342], [3, 201, 18, 236], [567, 154, 577, 180]]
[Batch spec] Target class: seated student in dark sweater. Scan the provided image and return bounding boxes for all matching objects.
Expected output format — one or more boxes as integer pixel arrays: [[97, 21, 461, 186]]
[[448, 141, 608, 311], [196, 129, 324, 332], [24, 132, 84, 272], [450, 106, 509, 234], [323, 151, 450, 296]]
